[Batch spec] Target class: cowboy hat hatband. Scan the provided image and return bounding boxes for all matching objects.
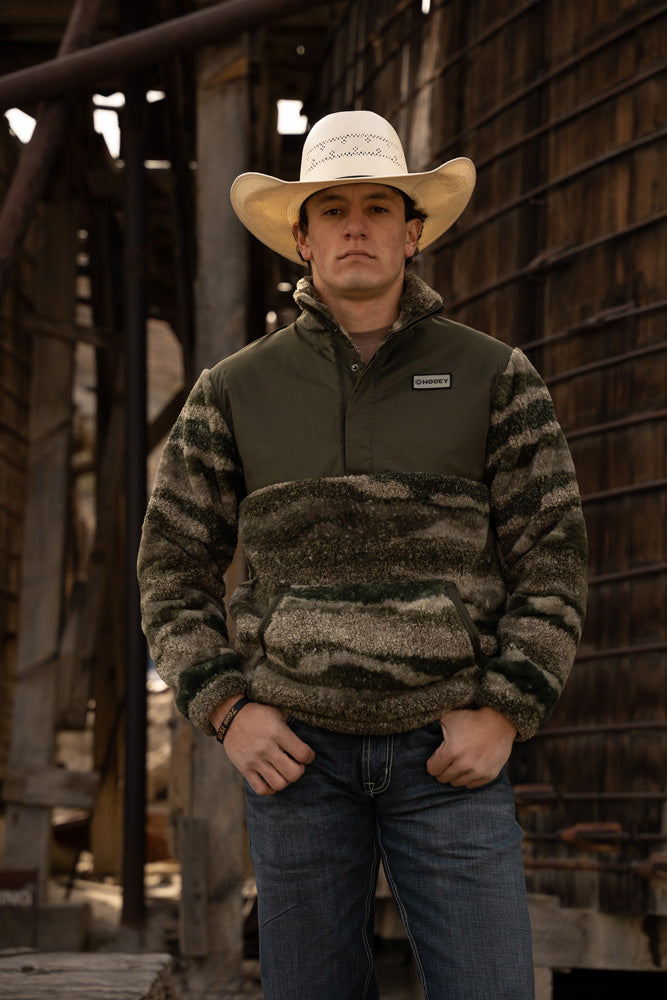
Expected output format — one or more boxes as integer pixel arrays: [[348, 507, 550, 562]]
[[230, 110, 476, 264]]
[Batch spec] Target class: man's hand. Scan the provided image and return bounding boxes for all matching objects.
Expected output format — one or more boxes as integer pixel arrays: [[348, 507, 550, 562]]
[[210, 698, 315, 796], [426, 707, 517, 788]]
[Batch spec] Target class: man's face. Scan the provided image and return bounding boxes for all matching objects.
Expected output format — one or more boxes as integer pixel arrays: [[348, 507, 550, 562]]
[[292, 183, 422, 308]]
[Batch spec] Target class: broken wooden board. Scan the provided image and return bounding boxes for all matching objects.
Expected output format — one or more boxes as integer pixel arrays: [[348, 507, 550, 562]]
[[0, 952, 176, 999]]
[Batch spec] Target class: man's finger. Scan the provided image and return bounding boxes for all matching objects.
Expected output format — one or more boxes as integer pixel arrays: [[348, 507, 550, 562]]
[[281, 727, 316, 765], [426, 740, 450, 777], [246, 771, 276, 796]]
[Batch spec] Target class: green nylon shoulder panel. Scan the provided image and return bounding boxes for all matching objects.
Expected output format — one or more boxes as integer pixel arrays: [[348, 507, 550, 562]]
[[208, 312, 512, 492]]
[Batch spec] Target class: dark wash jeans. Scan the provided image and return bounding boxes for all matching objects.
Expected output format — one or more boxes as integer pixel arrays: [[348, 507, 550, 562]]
[[244, 719, 534, 1000]]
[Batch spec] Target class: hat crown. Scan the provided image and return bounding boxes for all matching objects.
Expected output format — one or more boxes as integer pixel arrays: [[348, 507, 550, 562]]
[[299, 110, 408, 183]]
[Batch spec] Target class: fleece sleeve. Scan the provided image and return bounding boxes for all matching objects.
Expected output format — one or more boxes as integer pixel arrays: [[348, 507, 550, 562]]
[[137, 369, 247, 734], [479, 347, 588, 739]]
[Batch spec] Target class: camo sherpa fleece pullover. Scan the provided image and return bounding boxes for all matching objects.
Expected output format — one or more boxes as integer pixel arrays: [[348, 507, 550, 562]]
[[138, 273, 587, 740]]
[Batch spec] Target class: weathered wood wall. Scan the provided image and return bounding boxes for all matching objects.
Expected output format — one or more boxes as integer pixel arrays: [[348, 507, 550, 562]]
[[306, 0, 667, 921], [0, 110, 131, 895]]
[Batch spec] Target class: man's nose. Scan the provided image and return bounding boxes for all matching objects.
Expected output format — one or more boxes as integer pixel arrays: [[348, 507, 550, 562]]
[[344, 209, 367, 238]]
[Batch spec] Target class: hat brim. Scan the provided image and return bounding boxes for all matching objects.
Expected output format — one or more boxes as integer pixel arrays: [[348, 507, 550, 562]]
[[230, 158, 476, 264]]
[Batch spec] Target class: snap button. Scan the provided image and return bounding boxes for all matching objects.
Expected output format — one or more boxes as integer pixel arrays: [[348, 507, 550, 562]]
[[351, 363, 361, 372]]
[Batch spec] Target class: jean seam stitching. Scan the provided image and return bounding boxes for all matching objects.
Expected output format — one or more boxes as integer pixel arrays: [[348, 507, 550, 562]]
[[375, 735, 393, 794], [377, 831, 430, 1000], [363, 735, 373, 795], [363, 736, 394, 796], [361, 838, 380, 999]]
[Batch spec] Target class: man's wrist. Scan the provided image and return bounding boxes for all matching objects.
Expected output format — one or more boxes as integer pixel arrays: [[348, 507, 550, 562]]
[[210, 694, 245, 731], [214, 696, 250, 744], [477, 705, 518, 739]]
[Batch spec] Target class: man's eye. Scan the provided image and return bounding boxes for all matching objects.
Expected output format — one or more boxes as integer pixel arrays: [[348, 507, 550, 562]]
[[324, 208, 341, 216]]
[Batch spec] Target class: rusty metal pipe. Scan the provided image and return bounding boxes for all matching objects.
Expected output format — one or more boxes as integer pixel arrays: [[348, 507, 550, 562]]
[[471, 63, 666, 178], [431, 3, 667, 159], [580, 480, 667, 507], [524, 829, 667, 846], [522, 855, 667, 877], [447, 209, 667, 313], [565, 410, 667, 444], [587, 561, 667, 587], [534, 718, 667, 739], [574, 641, 667, 663], [361, 1, 665, 132], [0, 0, 334, 111], [0, 0, 107, 299], [445, 125, 667, 248], [515, 784, 667, 805], [521, 299, 667, 354], [544, 340, 667, 388]]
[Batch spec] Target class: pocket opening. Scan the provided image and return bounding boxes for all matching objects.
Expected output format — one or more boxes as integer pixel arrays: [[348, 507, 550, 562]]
[[257, 578, 482, 683]]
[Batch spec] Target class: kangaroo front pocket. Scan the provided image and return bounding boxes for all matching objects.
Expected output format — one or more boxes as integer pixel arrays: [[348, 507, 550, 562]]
[[258, 579, 481, 688]]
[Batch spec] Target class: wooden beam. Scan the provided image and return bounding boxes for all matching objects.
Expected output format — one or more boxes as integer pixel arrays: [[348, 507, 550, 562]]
[[170, 37, 250, 967], [195, 39, 250, 370], [3, 766, 99, 810], [178, 817, 209, 957]]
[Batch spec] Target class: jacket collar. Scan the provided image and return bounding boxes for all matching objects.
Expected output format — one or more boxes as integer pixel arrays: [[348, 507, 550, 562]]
[[293, 272, 443, 337]]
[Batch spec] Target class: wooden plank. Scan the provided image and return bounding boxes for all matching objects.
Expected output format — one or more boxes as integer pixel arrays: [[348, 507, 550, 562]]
[[195, 39, 250, 370], [178, 816, 209, 956], [167, 714, 193, 858], [3, 765, 99, 809], [0, 952, 174, 1000], [534, 967, 553, 1000]]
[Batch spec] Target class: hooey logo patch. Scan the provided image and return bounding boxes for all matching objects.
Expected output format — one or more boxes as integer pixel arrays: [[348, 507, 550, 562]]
[[412, 373, 451, 389]]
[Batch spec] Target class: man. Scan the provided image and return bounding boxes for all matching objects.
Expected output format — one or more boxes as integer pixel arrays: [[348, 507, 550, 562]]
[[138, 110, 587, 999]]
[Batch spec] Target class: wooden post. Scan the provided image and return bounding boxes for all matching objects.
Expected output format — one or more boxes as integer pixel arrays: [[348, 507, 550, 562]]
[[195, 38, 251, 368], [173, 37, 250, 973], [88, 395, 126, 881], [2, 201, 76, 897]]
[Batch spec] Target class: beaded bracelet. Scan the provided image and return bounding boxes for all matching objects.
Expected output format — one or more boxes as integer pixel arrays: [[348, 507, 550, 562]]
[[215, 696, 250, 744]]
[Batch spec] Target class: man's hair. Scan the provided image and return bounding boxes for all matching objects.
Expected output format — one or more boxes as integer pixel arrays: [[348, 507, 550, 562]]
[[297, 187, 428, 240]]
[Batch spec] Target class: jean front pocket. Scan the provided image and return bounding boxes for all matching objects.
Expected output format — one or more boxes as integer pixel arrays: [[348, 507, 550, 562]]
[[259, 579, 481, 688]]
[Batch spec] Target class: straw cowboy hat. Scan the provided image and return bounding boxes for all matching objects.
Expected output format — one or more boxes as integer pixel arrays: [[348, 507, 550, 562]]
[[230, 110, 476, 264]]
